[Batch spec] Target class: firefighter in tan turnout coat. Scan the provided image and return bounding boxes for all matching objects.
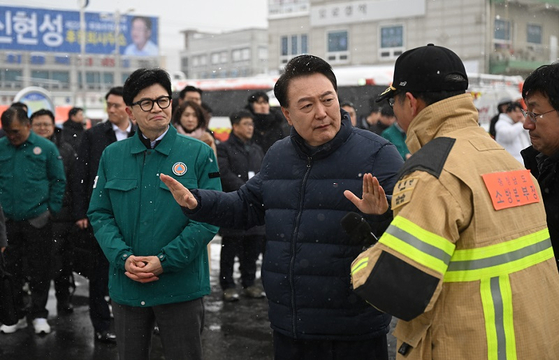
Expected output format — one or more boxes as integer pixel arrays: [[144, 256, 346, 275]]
[[345, 44, 559, 359]]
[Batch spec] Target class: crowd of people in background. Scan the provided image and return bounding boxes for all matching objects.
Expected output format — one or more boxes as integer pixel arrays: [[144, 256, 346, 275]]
[[0, 50, 558, 360]]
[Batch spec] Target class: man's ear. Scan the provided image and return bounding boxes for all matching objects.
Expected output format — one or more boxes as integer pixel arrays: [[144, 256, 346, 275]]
[[405, 92, 422, 117], [281, 107, 293, 126], [125, 107, 135, 121]]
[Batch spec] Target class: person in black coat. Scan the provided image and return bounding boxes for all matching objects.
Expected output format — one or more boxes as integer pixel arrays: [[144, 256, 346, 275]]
[[245, 91, 287, 153], [61, 107, 85, 153], [71, 86, 134, 343], [161, 55, 403, 360], [217, 110, 266, 302], [520, 63, 559, 270]]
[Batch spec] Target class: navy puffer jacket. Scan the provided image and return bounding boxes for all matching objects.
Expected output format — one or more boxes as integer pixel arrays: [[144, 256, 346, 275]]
[[188, 113, 403, 340]]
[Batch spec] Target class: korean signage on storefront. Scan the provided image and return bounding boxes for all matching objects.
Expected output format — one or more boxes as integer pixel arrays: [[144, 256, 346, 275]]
[[0, 5, 159, 56]]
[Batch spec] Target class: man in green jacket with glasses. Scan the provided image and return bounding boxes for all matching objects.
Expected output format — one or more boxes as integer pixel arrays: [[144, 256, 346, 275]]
[[88, 68, 221, 360]]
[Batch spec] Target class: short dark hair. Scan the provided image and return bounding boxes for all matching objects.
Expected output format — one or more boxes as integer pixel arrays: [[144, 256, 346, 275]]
[[10, 101, 28, 112], [522, 63, 559, 112], [172, 100, 207, 131], [68, 107, 83, 118], [340, 101, 355, 110], [105, 86, 124, 101], [274, 55, 337, 108], [30, 109, 55, 123], [2, 106, 29, 128], [247, 91, 269, 104], [132, 16, 152, 31], [229, 110, 254, 126], [179, 85, 203, 100], [380, 105, 395, 117], [123, 68, 172, 106], [506, 101, 523, 113]]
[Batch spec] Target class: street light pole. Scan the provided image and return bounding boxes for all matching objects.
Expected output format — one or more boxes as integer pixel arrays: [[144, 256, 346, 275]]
[[79, 0, 87, 108], [112, 9, 134, 86]]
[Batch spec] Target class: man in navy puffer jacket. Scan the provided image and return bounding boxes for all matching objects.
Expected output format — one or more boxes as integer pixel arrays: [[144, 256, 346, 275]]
[[161, 54, 403, 360]]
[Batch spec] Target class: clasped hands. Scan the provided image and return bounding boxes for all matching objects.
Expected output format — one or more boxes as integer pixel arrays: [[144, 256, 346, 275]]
[[125, 255, 163, 283]]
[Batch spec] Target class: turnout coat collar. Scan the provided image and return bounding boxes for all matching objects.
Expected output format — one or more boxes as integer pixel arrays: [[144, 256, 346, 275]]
[[406, 93, 479, 154]]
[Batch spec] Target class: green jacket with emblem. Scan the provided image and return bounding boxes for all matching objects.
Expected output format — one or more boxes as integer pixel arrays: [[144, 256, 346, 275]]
[[88, 126, 221, 307], [351, 94, 559, 359], [0, 131, 66, 221]]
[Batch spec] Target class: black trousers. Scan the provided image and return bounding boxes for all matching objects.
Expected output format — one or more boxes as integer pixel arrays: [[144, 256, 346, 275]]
[[4, 219, 53, 320], [51, 221, 75, 303], [219, 234, 265, 290], [273, 330, 389, 360], [77, 228, 111, 333]]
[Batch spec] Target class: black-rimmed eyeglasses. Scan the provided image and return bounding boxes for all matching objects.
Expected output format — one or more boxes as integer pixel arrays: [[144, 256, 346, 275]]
[[520, 108, 557, 123], [131, 96, 172, 112], [387, 97, 396, 108]]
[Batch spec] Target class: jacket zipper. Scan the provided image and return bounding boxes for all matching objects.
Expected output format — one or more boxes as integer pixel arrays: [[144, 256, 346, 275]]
[[289, 155, 313, 338]]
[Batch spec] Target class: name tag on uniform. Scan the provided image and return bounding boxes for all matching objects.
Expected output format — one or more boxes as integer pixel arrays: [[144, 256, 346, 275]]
[[482, 169, 540, 210]]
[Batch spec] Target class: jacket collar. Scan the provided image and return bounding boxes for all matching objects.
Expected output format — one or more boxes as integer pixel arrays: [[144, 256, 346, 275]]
[[130, 125, 176, 155], [406, 93, 479, 154], [290, 110, 352, 159], [63, 119, 84, 131]]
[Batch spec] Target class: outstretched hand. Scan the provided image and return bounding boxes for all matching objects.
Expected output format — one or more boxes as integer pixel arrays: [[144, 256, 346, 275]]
[[344, 173, 389, 215], [159, 173, 198, 210]]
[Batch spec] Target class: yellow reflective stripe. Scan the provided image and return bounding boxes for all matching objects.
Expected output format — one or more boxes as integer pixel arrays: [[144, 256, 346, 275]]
[[449, 228, 549, 262], [481, 279, 498, 360], [351, 257, 369, 276], [444, 229, 552, 282], [482, 276, 517, 360], [500, 276, 517, 360], [379, 216, 455, 274]]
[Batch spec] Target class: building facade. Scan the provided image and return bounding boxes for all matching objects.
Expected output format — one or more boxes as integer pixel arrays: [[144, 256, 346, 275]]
[[179, 28, 268, 79], [267, 0, 559, 77]]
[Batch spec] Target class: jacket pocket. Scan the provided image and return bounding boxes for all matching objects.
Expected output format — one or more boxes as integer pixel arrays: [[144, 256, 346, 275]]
[[105, 179, 138, 192], [393, 318, 432, 359], [103, 179, 138, 215]]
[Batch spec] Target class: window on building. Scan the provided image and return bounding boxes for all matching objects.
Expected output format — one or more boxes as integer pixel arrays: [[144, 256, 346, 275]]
[[211, 52, 220, 65], [232, 49, 242, 62], [327, 30, 349, 63], [494, 19, 511, 41], [220, 51, 228, 64], [242, 48, 250, 60], [2, 69, 23, 88], [527, 24, 542, 44], [280, 34, 309, 65], [301, 34, 308, 54], [52, 71, 70, 89], [291, 35, 298, 55], [281, 36, 288, 56], [328, 31, 348, 52], [103, 72, 114, 87], [379, 25, 404, 59]]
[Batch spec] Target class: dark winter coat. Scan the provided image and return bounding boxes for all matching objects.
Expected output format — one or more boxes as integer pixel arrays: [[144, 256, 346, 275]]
[[245, 106, 286, 153], [522, 145, 559, 266], [216, 131, 265, 237], [186, 113, 404, 340], [61, 119, 85, 153], [50, 127, 77, 222]]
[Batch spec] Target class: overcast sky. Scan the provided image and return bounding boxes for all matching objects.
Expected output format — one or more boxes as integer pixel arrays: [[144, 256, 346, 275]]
[[1, 0, 269, 71]]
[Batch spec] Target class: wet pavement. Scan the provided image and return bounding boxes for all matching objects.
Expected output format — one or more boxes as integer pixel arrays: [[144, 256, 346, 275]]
[[0, 237, 397, 359]]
